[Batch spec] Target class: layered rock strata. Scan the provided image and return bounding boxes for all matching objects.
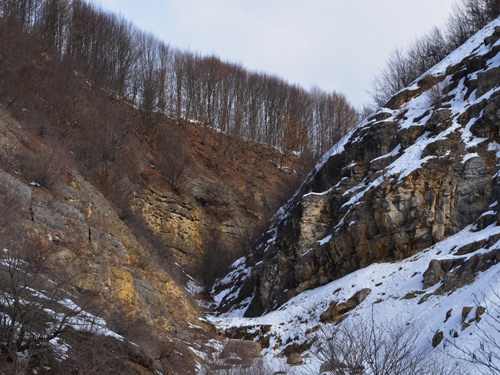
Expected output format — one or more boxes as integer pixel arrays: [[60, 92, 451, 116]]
[[215, 21, 500, 317]]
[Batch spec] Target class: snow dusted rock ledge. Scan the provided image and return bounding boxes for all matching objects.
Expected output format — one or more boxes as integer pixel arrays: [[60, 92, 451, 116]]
[[215, 17, 500, 317], [210, 16, 500, 374]]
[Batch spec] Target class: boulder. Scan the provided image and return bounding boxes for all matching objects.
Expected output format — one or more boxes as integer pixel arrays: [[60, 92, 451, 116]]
[[462, 306, 473, 323], [422, 259, 464, 289], [385, 89, 420, 110], [286, 353, 303, 366], [432, 331, 444, 347], [321, 288, 371, 323], [476, 67, 500, 97], [220, 340, 262, 361]]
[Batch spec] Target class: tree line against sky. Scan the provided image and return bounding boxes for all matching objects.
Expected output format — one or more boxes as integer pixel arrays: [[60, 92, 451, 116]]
[[0, 0, 359, 159], [372, 0, 500, 106], [1, 0, 498, 159]]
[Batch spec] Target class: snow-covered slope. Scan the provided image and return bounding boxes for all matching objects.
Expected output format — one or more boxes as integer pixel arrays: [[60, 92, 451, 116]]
[[209, 17, 500, 374], [211, 223, 500, 373]]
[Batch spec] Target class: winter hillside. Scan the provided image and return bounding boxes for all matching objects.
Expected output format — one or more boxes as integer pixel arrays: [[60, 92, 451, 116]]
[[209, 17, 500, 374]]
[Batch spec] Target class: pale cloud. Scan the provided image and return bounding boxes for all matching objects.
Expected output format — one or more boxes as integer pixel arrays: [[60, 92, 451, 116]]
[[97, 0, 456, 107]]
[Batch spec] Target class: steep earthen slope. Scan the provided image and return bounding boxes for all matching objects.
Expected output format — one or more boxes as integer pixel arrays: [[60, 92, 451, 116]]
[[0, 91, 302, 373], [128, 118, 303, 275], [0, 110, 208, 373]]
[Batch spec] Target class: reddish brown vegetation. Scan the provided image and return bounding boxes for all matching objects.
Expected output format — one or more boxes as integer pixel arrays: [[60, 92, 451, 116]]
[[0, 0, 359, 159], [0, 2, 360, 373]]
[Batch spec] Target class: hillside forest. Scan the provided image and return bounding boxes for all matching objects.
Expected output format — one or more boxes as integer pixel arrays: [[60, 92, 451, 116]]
[[0, 0, 360, 160]]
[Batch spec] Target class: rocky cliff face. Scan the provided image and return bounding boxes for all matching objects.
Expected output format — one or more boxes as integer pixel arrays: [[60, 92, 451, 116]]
[[214, 19, 500, 317], [0, 92, 301, 372], [0, 112, 209, 372]]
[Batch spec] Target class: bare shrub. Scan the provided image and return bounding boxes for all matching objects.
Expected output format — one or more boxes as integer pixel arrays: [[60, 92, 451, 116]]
[[427, 82, 447, 108], [54, 330, 138, 375], [0, 174, 27, 234], [313, 317, 456, 375], [0, 240, 99, 373], [0, 240, 153, 374], [155, 124, 191, 192], [102, 300, 188, 374], [20, 137, 72, 190]]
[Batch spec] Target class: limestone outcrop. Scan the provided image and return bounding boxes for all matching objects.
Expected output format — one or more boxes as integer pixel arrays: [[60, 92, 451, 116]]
[[0, 100, 300, 373], [215, 23, 500, 317]]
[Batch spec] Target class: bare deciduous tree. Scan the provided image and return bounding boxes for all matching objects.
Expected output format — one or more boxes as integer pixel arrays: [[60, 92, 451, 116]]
[[372, 0, 500, 107], [155, 124, 191, 192], [313, 317, 458, 375], [0, 0, 360, 160], [0, 242, 100, 373], [20, 137, 72, 190]]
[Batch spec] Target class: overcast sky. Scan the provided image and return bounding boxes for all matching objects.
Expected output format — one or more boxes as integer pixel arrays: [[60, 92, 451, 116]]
[[97, 0, 457, 108]]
